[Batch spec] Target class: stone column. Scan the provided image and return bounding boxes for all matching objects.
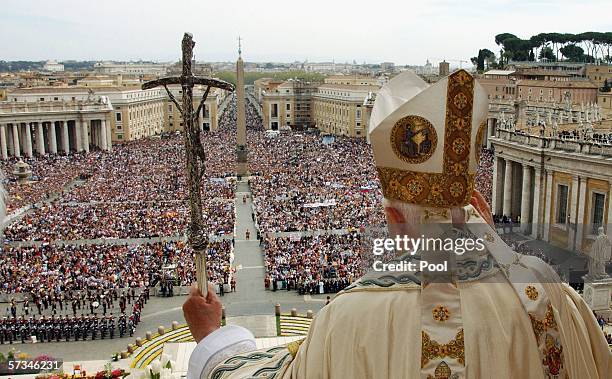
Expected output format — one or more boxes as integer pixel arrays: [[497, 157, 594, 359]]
[[531, 167, 543, 239], [24, 123, 33, 158], [48, 122, 57, 154], [36, 122, 45, 155], [502, 159, 513, 217], [81, 120, 89, 153], [491, 157, 504, 216], [607, 180, 612, 239], [6, 125, 13, 156], [520, 164, 532, 234], [75, 120, 82, 152], [0, 124, 7, 160], [486, 118, 494, 149], [100, 120, 108, 150], [543, 171, 554, 242], [12, 123, 20, 158], [106, 121, 113, 152], [574, 178, 587, 252], [62, 121, 70, 154], [568, 176, 580, 250]]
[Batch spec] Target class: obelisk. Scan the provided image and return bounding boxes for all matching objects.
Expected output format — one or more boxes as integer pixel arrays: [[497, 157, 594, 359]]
[[236, 38, 248, 177]]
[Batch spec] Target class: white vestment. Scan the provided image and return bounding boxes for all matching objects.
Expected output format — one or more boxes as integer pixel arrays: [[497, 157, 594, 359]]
[[187, 205, 611, 379]]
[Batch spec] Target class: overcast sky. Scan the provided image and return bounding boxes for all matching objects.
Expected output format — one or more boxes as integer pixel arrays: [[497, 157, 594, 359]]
[[1, 0, 611, 65]]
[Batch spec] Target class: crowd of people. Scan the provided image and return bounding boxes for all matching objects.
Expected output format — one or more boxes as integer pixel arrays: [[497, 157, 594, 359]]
[[262, 233, 364, 294], [0, 92, 559, 315], [476, 147, 494, 207], [248, 134, 385, 232], [0, 240, 232, 295], [4, 199, 233, 242], [0, 154, 89, 213]]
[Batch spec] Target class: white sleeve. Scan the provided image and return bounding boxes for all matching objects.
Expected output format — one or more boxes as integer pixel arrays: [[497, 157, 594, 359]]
[[187, 325, 257, 379]]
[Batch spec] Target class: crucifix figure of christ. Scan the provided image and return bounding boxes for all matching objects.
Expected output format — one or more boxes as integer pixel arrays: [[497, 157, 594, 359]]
[[142, 33, 234, 296]]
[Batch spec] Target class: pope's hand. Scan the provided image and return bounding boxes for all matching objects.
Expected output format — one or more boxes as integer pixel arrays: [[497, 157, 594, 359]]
[[183, 283, 222, 343]]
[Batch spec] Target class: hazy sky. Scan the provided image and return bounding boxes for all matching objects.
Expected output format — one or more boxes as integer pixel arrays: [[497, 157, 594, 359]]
[[1, 0, 611, 65]]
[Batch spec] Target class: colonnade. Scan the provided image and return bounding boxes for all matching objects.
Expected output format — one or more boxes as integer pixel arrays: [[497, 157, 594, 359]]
[[0, 119, 111, 159]]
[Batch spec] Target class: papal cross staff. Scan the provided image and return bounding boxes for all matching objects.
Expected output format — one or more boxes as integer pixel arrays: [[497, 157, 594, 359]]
[[142, 33, 234, 296]]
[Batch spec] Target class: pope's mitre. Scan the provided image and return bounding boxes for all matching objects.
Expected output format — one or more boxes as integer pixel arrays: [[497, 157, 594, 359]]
[[369, 69, 488, 207]]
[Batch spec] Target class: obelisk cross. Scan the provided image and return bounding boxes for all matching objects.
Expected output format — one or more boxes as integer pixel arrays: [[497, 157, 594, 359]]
[[143, 33, 234, 296]]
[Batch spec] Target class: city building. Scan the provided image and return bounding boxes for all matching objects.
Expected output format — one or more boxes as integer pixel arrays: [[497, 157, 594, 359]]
[[380, 62, 395, 72], [94, 62, 169, 76], [516, 80, 598, 104], [261, 79, 318, 131], [5, 85, 166, 143], [312, 82, 379, 137], [506, 61, 585, 78], [253, 78, 284, 103], [439, 61, 450, 76], [597, 91, 612, 112], [584, 64, 612, 88], [479, 70, 598, 104], [0, 98, 112, 159], [490, 128, 611, 254], [165, 86, 223, 132], [323, 75, 380, 86], [43, 60, 64, 72]]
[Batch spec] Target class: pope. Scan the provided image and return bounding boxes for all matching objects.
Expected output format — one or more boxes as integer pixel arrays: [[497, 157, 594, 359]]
[[182, 70, 611, 379]]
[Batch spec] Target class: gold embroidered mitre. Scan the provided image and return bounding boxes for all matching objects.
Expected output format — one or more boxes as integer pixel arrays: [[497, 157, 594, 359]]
[[369, 69, 488, 207]]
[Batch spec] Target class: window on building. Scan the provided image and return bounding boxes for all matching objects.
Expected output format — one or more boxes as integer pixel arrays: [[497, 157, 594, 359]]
[[556, 184, 569, 225], [54, 97, 59, 101], [591, 192, 606, 234], [40, 98, 45, 101], [116, 112, 122, 122], [286, 103, 291, 111], [117, 134, 123, 140], [117, 124, 122, 130], [271, 104, 278, 118]]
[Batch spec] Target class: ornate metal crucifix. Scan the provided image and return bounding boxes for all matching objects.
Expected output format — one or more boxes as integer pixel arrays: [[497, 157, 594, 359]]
[[142, 33, 234, 296]]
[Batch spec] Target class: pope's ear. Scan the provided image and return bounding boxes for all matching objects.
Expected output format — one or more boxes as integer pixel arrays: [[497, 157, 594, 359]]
[[384, 206, 405, 224], [470, 190, 494, 227]]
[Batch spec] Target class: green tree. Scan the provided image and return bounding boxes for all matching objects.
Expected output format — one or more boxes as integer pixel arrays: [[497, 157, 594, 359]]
[[481, 49, 496, 69], [495, 33, 517, 46], [502, 38, 531, 61], [539, 46, 556, 61], [495, 33, 517, 67], [529, 33, 548, 59], [476, 49, 485, 71], [559, 44, 584, 61], [543, 33, 565, 61]]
